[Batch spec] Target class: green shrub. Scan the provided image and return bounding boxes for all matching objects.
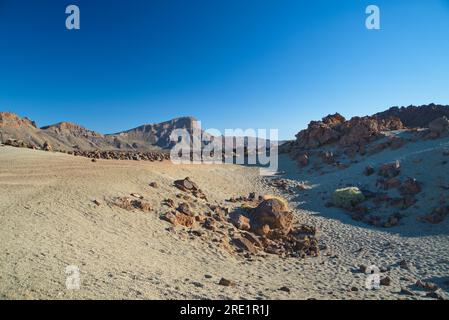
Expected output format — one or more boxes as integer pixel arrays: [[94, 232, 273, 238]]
[[332, 187, 365, 209]]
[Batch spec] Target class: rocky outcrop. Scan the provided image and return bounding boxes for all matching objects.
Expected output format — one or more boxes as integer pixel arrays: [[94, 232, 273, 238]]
[[293, 113, 404, 151], [288, 105, 449, 170], [419, 206, 449, 224], [374, 103, 449, 128], [294, 113, 345, 149], [161, 190, 320, 259], [111, 196, 152, 212], [0, 112, 37, 129]]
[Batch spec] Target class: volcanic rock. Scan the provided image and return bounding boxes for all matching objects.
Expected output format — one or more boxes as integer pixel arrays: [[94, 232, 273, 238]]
[[231, 214, 251, 231], [174, 177, 207, 200], [429, 116, 449, 134], [399, 178, 421, 195], [232, 236, 259, 254], [218, 278, 235, 287], [250, 198, 293, 234], [378, 161, 401, 178]]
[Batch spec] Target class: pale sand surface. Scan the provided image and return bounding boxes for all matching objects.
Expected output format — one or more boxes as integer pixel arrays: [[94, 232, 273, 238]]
[[0, 146, 448, 299]]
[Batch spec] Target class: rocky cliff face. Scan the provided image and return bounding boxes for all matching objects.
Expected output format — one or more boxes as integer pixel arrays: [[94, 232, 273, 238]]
[[0, 112, 200, 152], [0, 112, 37, 129], [292, 104, 449, 152], [0, 112, 59, 149], [108, 117, 200, 150]]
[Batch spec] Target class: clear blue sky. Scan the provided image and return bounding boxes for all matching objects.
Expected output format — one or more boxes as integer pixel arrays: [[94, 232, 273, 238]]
[[1, 0, 448, 139]]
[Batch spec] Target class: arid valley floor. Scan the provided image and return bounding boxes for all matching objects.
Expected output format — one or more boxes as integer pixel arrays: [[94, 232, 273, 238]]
[[1, 144, 448, 300]]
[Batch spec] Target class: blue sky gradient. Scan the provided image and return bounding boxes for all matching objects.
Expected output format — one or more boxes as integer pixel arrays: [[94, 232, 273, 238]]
[[1, 0, 448, 139]]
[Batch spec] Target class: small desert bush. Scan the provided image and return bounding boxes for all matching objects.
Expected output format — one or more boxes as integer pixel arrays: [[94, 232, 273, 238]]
[[332, 187, 365, 209]]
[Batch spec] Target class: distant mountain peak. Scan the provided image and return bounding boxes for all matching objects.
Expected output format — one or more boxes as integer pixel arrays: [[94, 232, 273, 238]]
[[0, 112, 37, 129], [41, 121, 104, 138]]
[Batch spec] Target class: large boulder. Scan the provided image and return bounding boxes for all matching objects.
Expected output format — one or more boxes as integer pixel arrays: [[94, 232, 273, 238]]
[[230, 214, 251, 231], [296, 153, 309, 167], [379, 160, 401, 178], [250, 197, 293, 234], [373, 104, 449, 128], [399, 178, 421, 195], [174, 177, 207, 200], [232, 236, 259, 254]]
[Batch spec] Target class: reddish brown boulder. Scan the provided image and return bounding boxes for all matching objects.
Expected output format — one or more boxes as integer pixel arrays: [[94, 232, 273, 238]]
[[241, 232, 263, 248], [253, 224, 271, 236], [399, 178, 421, 195], [218, 278, 235, 287], [162, 212, 178, 225], [390, 196, 416, 209], [231, 214, 251, 231], [177, 202, 193, 216], [174, 177, 207, 200], [175, 177, 197, 191], [163, 211, 196, 228], [133, 200, 152, 212], [42, 141, 52, 151], [379, 160, 401, 178], [295, 114, 344, 149], [232, 236, 259, 254], [420, 206, 449, 224], [250, 198, 293, 234]]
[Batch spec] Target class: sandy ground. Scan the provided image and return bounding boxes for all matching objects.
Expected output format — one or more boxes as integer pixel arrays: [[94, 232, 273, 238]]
[[0, 145, 448, 300]]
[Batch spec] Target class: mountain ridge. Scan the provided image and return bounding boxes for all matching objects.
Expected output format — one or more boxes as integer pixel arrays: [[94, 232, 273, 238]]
[[0, 112, 199, 152]]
